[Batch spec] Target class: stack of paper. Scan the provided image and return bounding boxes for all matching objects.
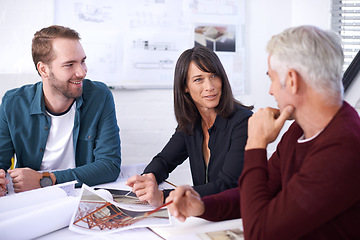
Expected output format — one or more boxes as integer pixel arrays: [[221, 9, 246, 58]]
[[0, 181, 78, 240]]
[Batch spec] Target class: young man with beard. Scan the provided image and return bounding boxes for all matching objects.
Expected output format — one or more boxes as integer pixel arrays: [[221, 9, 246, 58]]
[[0, 25, 121, 195]]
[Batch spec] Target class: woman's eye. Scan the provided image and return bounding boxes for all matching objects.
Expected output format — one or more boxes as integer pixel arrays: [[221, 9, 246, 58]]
[[211, 74, 217, 78]]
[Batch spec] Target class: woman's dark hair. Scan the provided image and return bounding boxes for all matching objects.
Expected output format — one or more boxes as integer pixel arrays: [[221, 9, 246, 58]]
[[174, 46, 252, 134]]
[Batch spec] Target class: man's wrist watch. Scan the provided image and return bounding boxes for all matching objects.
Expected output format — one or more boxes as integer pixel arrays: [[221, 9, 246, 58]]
[[40, 172, 53, 187]]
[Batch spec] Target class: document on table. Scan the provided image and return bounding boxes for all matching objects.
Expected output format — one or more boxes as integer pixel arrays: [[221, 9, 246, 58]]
[[67, 164, 175, 236], [150, 217, 243, 240], [69, 184, 172, 235]]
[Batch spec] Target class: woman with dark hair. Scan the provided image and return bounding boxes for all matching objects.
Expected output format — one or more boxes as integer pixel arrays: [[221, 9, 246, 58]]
[[126, 46, 253, 207]]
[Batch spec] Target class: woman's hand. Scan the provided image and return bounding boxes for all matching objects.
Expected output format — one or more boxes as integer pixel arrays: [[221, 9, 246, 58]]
[[126, 173, 164, 207]]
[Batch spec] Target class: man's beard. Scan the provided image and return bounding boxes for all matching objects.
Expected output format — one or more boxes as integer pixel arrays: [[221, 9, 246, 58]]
[[48, 72, 83, 99]]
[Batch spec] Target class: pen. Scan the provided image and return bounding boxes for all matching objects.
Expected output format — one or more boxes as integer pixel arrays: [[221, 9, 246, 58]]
[[164, 180, 177, 188], [124, 180, 177, 197], [0, 184, 7, 195], [144, 200, 173, 217]]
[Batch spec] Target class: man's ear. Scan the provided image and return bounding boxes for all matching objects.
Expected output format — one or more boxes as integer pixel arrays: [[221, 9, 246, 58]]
[[37, 62, 49, 78], [286, 69, 300, 95]]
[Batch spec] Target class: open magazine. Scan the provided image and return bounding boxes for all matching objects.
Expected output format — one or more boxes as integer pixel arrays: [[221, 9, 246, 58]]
[[69, 184, 172, 234]]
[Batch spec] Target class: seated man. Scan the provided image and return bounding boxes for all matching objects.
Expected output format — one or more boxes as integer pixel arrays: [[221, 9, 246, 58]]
[[166, 25, 360, 239], [0, 25, 121, 195]]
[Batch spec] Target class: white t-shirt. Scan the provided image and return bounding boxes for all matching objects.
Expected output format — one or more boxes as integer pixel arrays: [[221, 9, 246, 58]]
[[297, 129, 324, 143], [40, 103, 76, 171]]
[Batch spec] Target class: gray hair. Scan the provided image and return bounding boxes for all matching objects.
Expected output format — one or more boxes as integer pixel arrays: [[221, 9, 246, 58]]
[[266, 25, 344, 100]]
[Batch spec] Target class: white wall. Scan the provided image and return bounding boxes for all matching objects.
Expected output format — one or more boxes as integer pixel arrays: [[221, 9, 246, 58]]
[[0, 0, 331, 172], [118, 0, 331, 165], [243, 0, 331, 154]]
